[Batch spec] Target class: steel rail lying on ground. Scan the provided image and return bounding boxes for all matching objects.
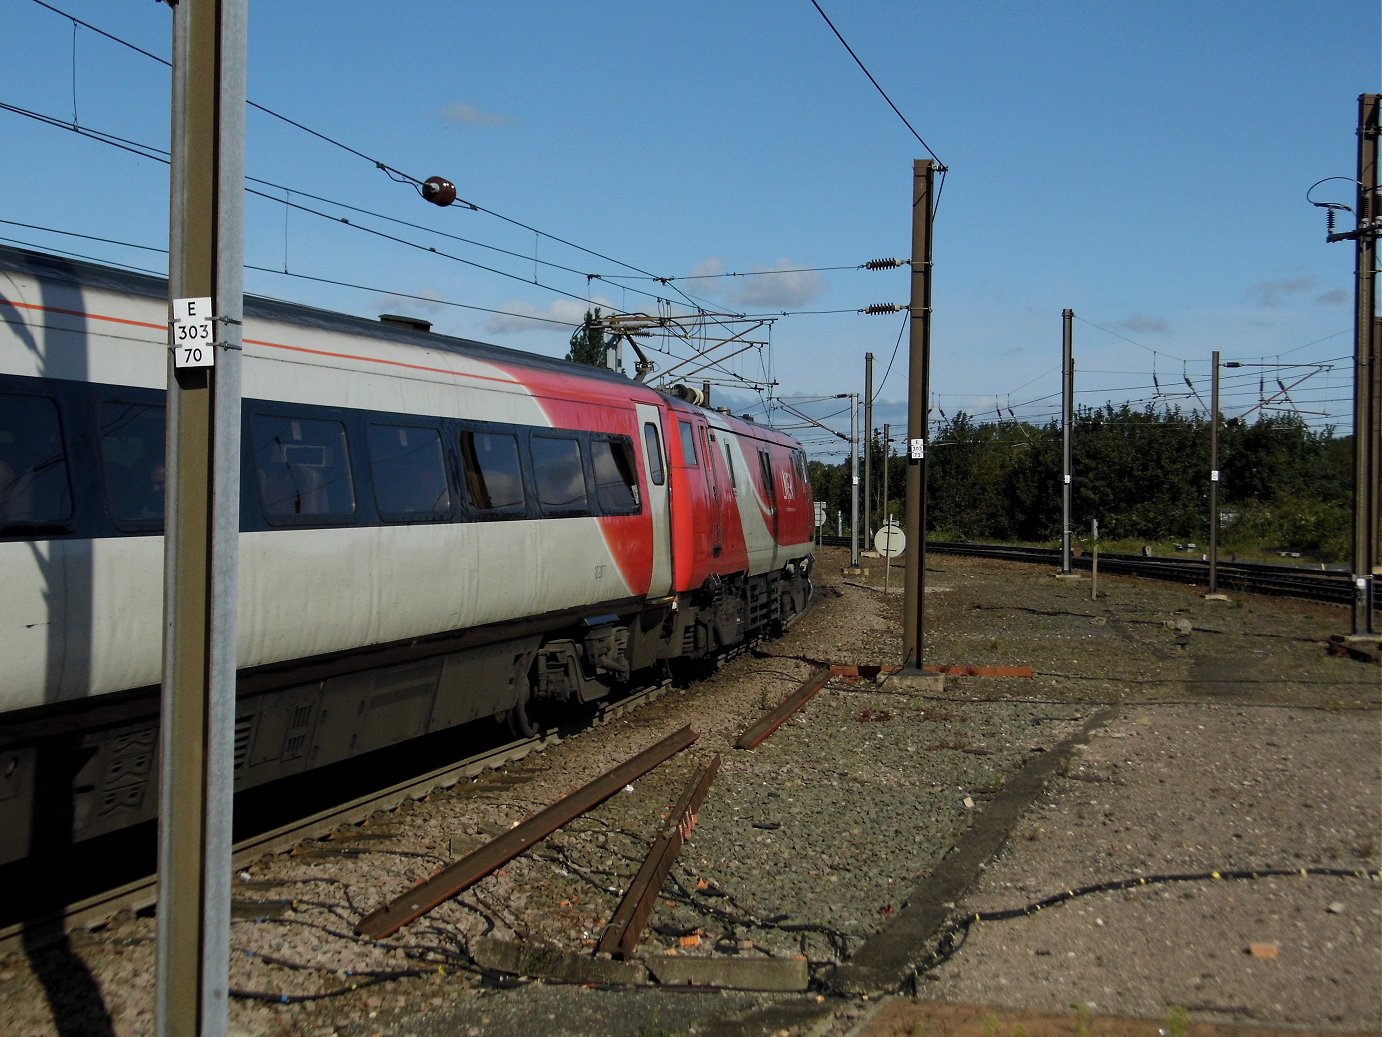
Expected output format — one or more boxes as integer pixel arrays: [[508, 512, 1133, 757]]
[[597, 754, 722, 960], [735, 667, 833, 750], [356, 725, 699, 940]]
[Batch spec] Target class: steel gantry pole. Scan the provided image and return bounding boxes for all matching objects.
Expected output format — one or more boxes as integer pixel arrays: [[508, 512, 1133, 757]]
[[902, 160, 936, 671], [158, 1, 245, 1034], [850, 393, 860, 568], [1350, 94, 1379, 635], [1209, 350, 1221, 595], [863, 352, 874, 545], [1061, 308, 1075, 575]]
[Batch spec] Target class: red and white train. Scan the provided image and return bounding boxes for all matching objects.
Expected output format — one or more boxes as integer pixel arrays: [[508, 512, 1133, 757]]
[[0, 244, 815, 865]]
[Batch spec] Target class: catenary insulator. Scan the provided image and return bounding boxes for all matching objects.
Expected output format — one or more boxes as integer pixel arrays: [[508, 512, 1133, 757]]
[[423, 176, 457, 207]]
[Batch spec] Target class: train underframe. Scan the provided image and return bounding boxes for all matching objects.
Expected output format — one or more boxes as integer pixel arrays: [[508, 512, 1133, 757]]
[[0, 557, 813, 867]]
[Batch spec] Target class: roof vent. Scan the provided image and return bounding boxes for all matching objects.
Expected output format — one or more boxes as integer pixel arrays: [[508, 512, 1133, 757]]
[[379, 314, 432, 332]]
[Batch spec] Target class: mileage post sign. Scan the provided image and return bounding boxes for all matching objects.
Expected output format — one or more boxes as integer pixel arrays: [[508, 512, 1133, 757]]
[[875, 520, 905, 594], [171, 296, 216, 368]]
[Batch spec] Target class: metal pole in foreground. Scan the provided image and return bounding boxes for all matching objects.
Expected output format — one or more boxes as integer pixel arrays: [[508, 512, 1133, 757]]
[[1060, 308, 1074, 575], [1349, 94, 1379, 636], [883, 422, 892, 594], [863, 352, 874, 544], [849, 392, 860, 568], [158, 1, 245, 1034], [1209, 350, 1220, 595], [902, 159, 935, 670]]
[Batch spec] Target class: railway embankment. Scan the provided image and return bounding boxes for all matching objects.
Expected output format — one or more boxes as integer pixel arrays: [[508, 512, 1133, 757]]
[[1, 548, 1376, 1037]]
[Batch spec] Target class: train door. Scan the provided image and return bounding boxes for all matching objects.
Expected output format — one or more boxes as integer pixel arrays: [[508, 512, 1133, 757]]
[[634, 402, 672, 595], [757, 447, 780, 570], [698, 422, 724, 558]]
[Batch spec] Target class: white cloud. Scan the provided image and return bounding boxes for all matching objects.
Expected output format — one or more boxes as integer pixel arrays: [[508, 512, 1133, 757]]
[[684, 257, 827, 310], [1116, 313, 1171, 334], [371, 291, 447, 318], [730, 262, 827, 309], [690, 257, 726, 278], [482, 297, 611, 336], [1246, 277, 1315, 308], [438, 101, 512, 128]]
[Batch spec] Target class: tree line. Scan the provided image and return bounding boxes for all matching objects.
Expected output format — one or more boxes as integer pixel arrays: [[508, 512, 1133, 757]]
[[807, 404, 1354, 561]]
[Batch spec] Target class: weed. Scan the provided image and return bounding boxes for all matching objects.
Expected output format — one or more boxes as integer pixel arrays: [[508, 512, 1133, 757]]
[[1075, 1002, 1093, 1037], [1164, 1004, 1190, 1037]]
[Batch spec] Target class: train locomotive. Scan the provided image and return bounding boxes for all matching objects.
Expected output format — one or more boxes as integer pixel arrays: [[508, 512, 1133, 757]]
[[0, 244, 816, 866]]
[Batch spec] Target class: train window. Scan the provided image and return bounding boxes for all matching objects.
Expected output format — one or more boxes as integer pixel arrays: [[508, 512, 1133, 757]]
[[793, 448, 809, 487], [642, 422, 665, 486], [0, 392, 72, 533], [591, 437, 639, 513], [461, 430, 525, 513], [531, 434, 588, 513], [100, 400, 166, 530], [252, 414, 356, 522], [723, 442, 737, 495], [367, 423, 450, 520], [678, 420, 697, 465], [758, 450, 778, 506]]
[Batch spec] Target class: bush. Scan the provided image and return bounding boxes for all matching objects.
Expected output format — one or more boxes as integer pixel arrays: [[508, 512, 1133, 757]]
[[1222, 495, 1351, 563]]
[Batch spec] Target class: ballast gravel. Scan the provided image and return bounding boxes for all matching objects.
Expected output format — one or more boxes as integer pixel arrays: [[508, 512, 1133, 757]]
[[0, 549, 1377, 1037]]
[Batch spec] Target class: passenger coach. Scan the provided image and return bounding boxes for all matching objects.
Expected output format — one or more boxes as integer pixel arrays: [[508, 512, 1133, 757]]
[[0, 245, 815, 865]]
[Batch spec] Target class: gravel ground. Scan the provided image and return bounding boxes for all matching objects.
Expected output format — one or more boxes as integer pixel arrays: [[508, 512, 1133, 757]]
[[1, 548, 1377, 1037]]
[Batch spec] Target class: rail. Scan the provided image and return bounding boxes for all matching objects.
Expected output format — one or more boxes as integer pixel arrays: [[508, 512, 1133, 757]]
[[818, 535, 1371, 607]]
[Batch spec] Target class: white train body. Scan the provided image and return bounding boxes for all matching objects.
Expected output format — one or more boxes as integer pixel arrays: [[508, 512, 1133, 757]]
[[0, 246, 815, 864]]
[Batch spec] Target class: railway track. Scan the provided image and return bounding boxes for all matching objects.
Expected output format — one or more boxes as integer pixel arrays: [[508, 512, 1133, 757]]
[[0, 677, 675, 958], [819, 535, 1371, 606]]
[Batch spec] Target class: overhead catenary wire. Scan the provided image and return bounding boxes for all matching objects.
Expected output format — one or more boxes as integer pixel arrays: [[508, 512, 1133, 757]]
[[808, 0, 945, 169], [19, 0, 1357, 454], [0, 219, 587, 331], [4, 93, 904, 407], [25, 0, 708, 311], [23, 0, 935, 432]]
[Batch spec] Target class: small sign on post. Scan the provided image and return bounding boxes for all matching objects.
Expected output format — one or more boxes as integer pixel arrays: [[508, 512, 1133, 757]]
[[876, 520, 905, 595], [873, 521, 905, 558], [171, 296, 216, 368], [1090, 517, 1100, 600]]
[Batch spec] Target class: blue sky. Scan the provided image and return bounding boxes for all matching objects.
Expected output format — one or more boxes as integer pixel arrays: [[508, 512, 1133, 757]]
[[2, 1, 1377, 459]]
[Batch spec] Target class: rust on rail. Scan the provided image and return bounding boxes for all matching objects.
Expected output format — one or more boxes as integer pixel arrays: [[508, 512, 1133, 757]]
[[597, 754, 721, 960], [355, 725, 698, 940], [735, 667, 832, 750], [831, 663, 1035, 680]]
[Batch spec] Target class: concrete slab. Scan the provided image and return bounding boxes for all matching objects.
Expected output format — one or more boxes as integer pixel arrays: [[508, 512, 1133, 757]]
[[644, 953, 810, 991], [471, 936, 649, 986], [877, 670, 946, 694]]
